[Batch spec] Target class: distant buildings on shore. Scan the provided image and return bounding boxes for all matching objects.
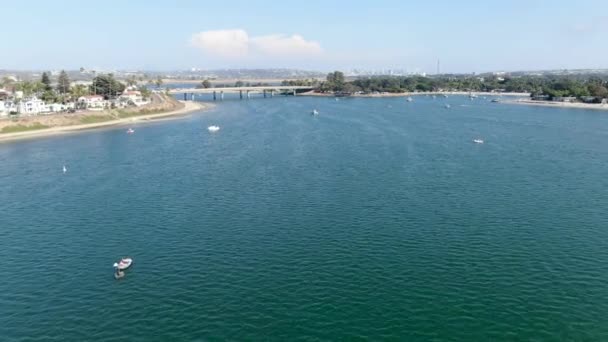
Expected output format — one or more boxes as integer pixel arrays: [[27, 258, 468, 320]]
[[0, 87, 149, 117]]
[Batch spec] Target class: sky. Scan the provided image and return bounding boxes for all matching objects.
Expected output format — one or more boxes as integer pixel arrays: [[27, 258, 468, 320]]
[[2, 0, 608, 73]]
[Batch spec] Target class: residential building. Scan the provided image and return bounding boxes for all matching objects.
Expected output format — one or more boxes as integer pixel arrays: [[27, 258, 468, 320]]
[[553, 96, 577, 102], [78, 95, 107, 110], [119, 90, 149, 107], [17, 96, 46, 115]]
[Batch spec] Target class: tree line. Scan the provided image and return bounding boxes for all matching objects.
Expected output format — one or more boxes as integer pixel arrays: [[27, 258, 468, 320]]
[[313, 71, 608, 101], [0, 71, 155, 103]]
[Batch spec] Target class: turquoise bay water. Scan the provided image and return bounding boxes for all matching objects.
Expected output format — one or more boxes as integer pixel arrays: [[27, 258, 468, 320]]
[[2, 96, 608, 341]]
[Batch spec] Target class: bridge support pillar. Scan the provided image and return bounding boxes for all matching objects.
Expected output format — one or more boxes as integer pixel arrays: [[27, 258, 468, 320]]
[[247, 91, 250, 99], [220, 91, 224, 100], [263, 90, 267, 98], [271, 90, 274, 97], [213, 91, 216, 100], [293, 89, 296, 96], [191, 93, 194, 101], [240, 90, 243, 100], [183, 93, 187, 101]]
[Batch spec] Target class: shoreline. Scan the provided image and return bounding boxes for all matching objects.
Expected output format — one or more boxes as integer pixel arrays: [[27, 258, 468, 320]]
[[0, 100, 209, 144], [505, 99, 608, 111], [300, 91, 530, 98]]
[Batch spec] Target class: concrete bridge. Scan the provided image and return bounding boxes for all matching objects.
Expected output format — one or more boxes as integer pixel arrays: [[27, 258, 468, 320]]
[[167, 86, 314, 100]]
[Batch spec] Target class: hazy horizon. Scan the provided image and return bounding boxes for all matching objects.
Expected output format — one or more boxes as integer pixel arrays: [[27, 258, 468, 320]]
[[3, 0, 608, 73]]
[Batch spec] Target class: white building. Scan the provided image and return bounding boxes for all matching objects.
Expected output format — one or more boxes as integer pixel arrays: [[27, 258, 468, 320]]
[[119, 90, 148, 107], [43, 102, 74, 113], [17, 96, 46, 115], [0, 101, 6, 117], [78, 95, 107, 110]]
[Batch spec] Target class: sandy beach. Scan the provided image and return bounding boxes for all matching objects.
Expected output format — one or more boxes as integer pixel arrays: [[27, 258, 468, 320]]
[[0, 100, 209, 144], [505, 99, 608, 111]]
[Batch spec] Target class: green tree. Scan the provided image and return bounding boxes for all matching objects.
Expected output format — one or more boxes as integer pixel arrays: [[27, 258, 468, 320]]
[[41, 72, 52, 91], [16, 81, 36, 97], [138, 85, 151, 99], [41, 89, 57, 103], [155, 76, 163, 88], [201, 79, 212, 88], [91, 73, 125, 99], [56, 70, 71, 94], [588, 84, 608, 98], [70, 84, 89, 99], [126, 76, 137, 87], [235, 81, 244, 87]]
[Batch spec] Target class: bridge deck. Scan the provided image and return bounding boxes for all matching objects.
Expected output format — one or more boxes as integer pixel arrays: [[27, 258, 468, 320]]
[[168, 86, 314, 94]]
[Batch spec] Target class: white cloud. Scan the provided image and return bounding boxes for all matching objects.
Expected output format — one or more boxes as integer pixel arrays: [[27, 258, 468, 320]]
[[250, 34, 322, 57], [190, 30, 322, 59], [190, 29, 249, 58]]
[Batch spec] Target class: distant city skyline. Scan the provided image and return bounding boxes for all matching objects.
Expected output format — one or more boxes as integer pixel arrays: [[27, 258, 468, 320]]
[[3, 0, 608, 73]]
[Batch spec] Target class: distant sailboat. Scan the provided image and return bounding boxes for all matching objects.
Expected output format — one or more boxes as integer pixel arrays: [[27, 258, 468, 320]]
[[445, 104, 451, 109], [406, 97, 413, 102], [127, 128, 135, 134], [62, 165, 67, 174], [311, 109, 319, 115]]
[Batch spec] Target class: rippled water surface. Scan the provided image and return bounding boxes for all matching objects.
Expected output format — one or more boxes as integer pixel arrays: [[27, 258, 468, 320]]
[[2, 96, 608, 341]]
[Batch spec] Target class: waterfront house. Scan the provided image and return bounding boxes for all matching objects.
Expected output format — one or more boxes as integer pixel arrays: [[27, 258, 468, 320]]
[[43, 103, 73, 113], [118, 90, 148, 107], [581, 96, 598, 103], [78, 95, 106, 110], [17, 96, 46, 115], [553, 96, 577, 102], [531, 95, 550, 101]]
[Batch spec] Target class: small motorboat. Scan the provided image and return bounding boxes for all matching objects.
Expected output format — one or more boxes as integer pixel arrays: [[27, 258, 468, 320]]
[[113, 257, 133, 270], [443, 94, 448, 98], [473, 139, 484, 144], [127, 128, 135, 134], [491, 98, 500, 103], [445, 104, 451, 109], [311, 109, 319, 115], [208, 125, 220, 132], [406, 97, 413, 102]]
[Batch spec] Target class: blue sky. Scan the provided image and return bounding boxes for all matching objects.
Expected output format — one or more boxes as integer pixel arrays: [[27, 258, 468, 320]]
[[3, 0, 608, 72]]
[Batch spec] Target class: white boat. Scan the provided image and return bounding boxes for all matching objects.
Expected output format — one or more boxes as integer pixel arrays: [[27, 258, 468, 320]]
[[127, 128, 135, 134], [113, 257, 133, 270], [208, 125, 220, 132], [473, 139, 484, 144], [442, 94, 448, 98], [62, 165, 67, 173], [312, 109, 319, 115], [445, 104, 451, 109], [406, 97, 413, 102]]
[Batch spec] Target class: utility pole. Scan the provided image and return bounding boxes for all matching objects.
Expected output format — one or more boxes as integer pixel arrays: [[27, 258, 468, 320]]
[[437, 59, 440, 75]]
